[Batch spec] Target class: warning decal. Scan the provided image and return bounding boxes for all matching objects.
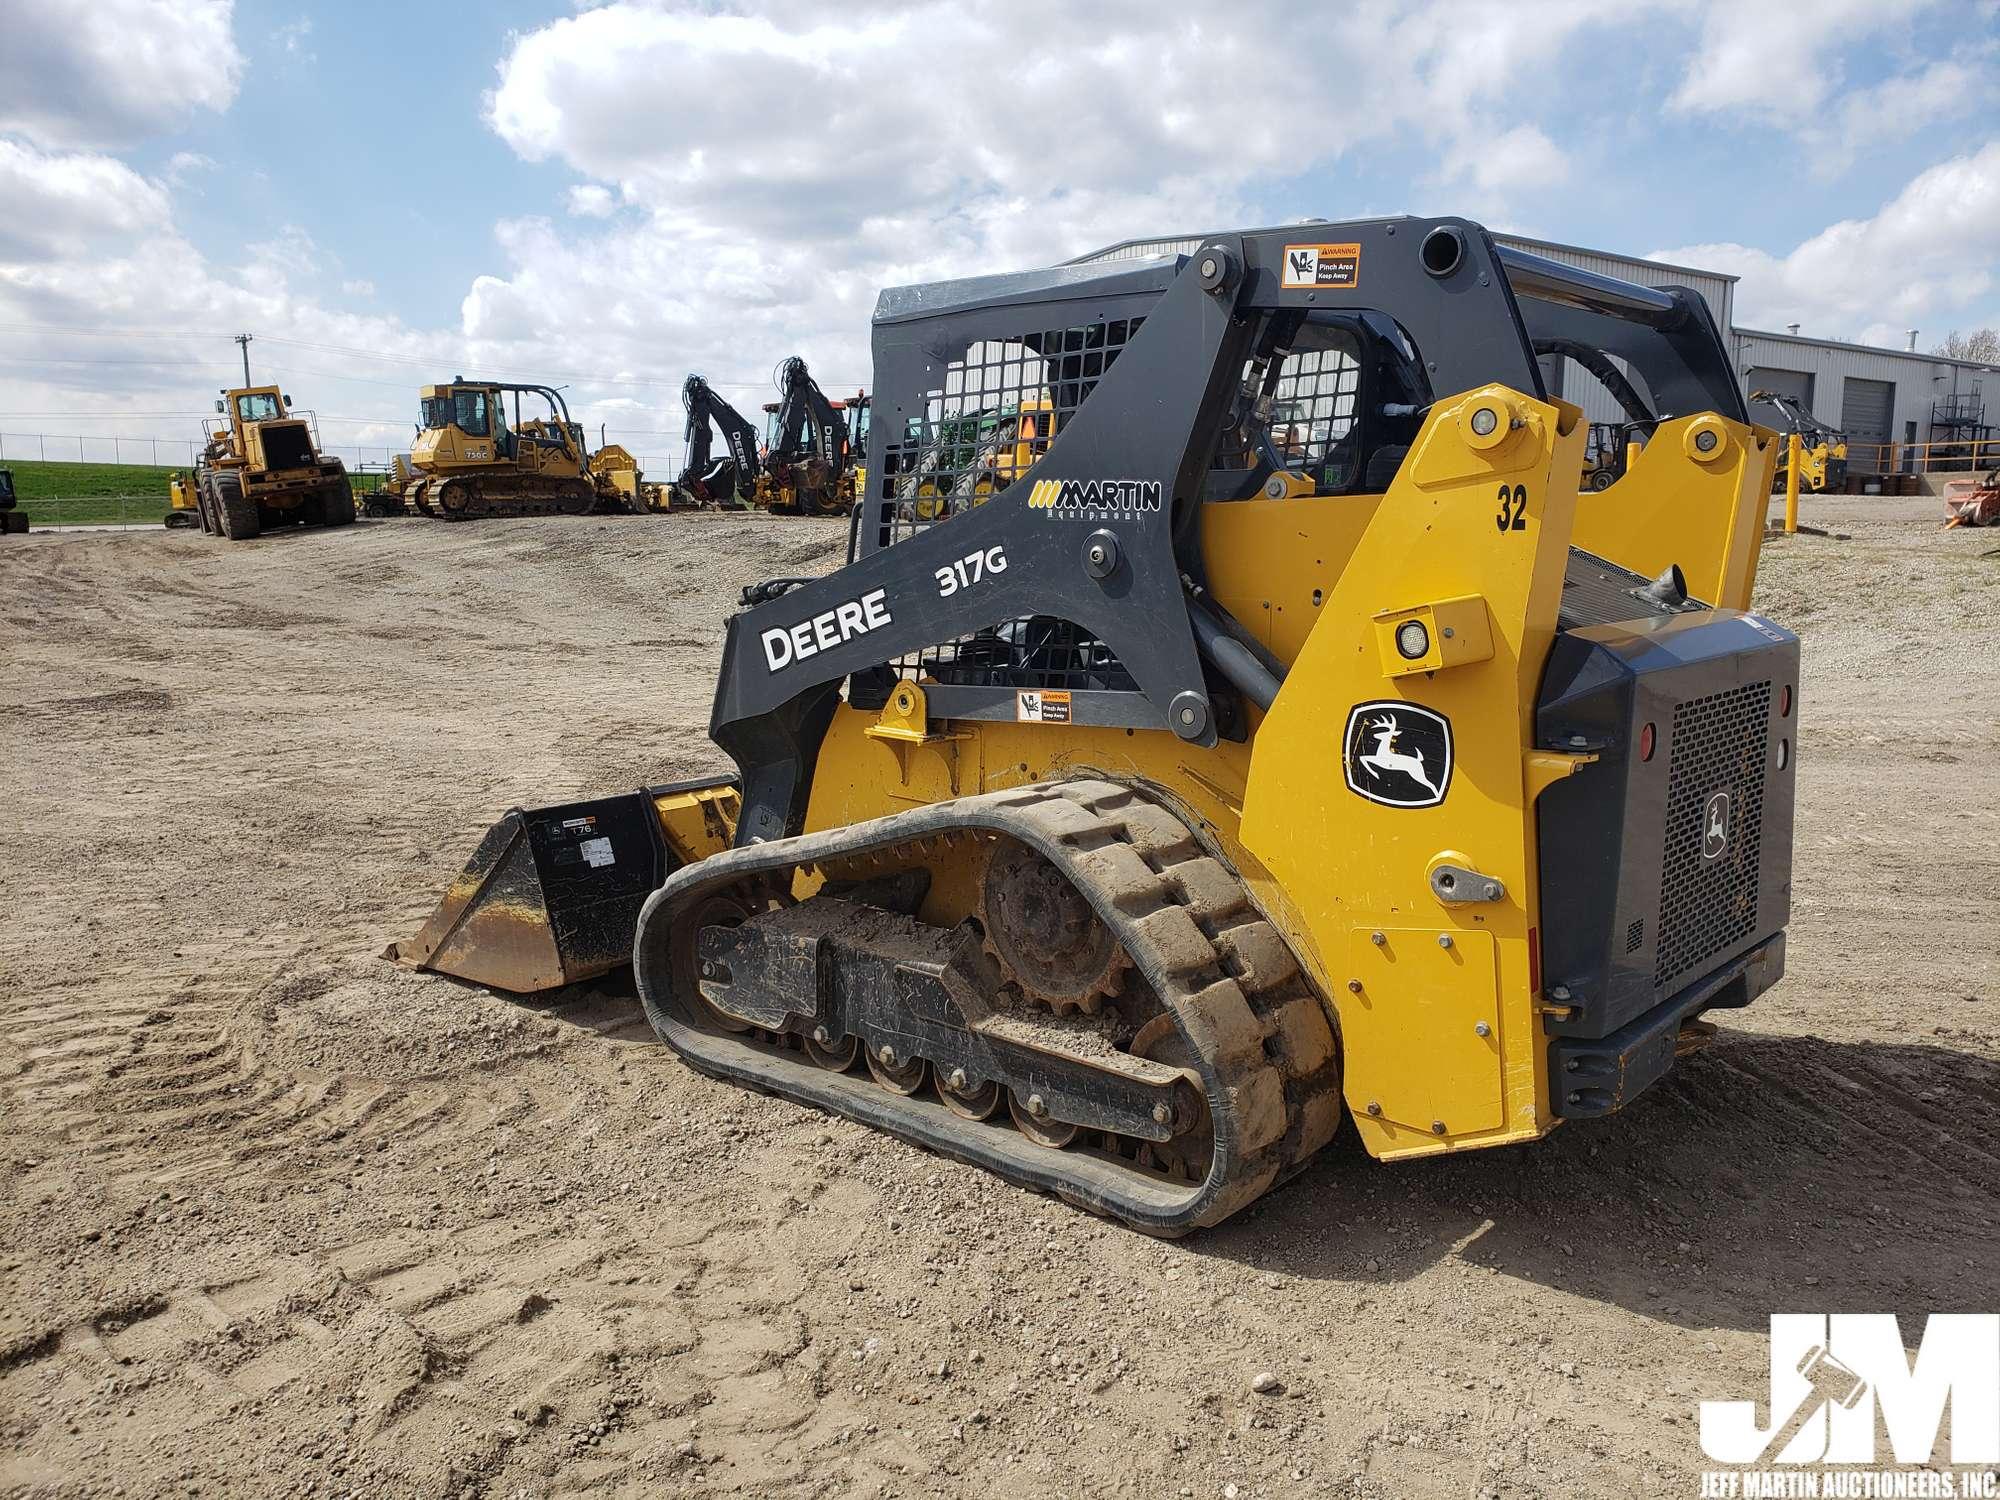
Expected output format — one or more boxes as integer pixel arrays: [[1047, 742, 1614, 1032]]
[[1281, 242, 1361, 291], [579, 836, 616, 869], [1016, 690, 1073, 724]]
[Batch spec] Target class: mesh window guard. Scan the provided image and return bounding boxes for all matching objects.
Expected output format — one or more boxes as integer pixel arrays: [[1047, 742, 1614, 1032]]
[[872, 318, 1143, 548], [871, 318, 1144, 693]]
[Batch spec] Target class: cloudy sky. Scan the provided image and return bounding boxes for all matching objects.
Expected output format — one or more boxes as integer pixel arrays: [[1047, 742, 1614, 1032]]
[[1, 0, 1996, 469]]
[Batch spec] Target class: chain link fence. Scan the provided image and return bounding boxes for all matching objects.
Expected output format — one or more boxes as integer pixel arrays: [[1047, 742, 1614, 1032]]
[[0, 431, 681, 475]]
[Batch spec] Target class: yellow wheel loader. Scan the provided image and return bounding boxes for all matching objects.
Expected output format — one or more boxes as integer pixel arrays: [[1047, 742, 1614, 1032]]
[[393, 217, 1794, 1234], [590, 440, 646, 510], [405, 381, 619, 520], [191, 386, 355, 541]]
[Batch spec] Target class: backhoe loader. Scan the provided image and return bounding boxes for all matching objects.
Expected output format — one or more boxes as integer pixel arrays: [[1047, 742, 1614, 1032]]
[[670, 375, 762, 509], [754, 356, 856, 515], [393, 216, 1795, 1234]]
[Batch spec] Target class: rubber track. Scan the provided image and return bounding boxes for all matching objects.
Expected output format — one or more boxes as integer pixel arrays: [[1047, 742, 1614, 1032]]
[[634, 778, 1342, 1234]]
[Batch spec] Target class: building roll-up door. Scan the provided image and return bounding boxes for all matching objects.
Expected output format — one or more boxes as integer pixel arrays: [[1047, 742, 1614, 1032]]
[[1745, 368, 1813, 432], [1840, 377, 1894, 473]]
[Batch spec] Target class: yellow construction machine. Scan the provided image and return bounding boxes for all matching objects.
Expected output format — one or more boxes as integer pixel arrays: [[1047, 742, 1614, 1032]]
[[164, 471, 200, 528], [186, 385, 355, 540], [753, 356, 859, 515], [1753, 391, 1847, 494], [405, 381, 627, 519], [590, 438, 672, 512], [393, 218, 1796, 1234], [357, 454, 416, 518]]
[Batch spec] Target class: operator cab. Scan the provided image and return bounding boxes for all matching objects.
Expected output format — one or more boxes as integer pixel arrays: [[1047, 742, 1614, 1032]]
[[232, 390, 287, 423], [1209, 310, 1433, 499]]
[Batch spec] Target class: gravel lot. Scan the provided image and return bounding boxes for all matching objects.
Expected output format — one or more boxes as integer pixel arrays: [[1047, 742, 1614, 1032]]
[[1, 497, 1995, 1499]]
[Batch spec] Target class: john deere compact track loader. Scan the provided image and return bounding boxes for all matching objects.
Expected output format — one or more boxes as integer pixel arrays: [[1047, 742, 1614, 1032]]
[[394, 216, 1796, 1234]]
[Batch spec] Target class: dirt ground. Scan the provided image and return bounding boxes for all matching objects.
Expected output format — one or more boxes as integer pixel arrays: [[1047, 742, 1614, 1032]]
[[1, 496, 1995, 1500]]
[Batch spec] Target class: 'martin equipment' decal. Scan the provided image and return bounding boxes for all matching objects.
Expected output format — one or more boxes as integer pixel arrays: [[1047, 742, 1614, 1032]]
[[1025, 477, 1163, 519], [1343, 701, 1453, 808]]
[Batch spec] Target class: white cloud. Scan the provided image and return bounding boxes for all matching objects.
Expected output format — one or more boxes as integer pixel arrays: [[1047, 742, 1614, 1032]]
[[1810, 49, 1997, 172], [1665, 0, 1932, 127], [473, 1, 1636, 388], [0, 138, 172, 260], [275, 16, 316, 64], [1653, 139, 2000, 341], [0, 0, 241, 150], [1438, 124, 1571, 204], [341, 278, 376, 299], [165, 150, 217, 185]]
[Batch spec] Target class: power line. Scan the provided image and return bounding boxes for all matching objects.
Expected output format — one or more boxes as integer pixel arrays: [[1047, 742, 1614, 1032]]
[[0, 322, 864, 391]]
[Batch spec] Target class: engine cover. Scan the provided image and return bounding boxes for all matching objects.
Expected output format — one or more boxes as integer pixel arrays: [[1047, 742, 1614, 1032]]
[[1535, 607, 1799, 1052]]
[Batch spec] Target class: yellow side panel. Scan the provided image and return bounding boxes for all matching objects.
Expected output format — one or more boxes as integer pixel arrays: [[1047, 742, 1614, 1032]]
[[1198, 494, 1381, 667], [1239, 384, 1582, 1161], [1571, 414, 1777, 610], [1342, 927, 1502, 1137]]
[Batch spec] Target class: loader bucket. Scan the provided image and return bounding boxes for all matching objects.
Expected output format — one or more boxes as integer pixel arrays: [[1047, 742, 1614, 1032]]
[[388, 776, 739, 994]]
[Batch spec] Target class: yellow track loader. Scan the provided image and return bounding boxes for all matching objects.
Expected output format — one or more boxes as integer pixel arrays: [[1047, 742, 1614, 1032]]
[[189, 386, 355, 541], [394, 217, 1794, 1234]]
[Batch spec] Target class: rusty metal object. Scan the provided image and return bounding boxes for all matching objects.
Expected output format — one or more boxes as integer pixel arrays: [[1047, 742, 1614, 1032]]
[[976, 840, 1127, 1014], [1944, 470, 2000, 528]]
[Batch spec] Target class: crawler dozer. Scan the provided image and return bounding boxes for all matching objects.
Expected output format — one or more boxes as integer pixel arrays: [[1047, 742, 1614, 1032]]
[[405, 381, 620, 519], [164, 471, 200, 528], [394, 217, 1797, 1234], [190, 386, 355, 540]]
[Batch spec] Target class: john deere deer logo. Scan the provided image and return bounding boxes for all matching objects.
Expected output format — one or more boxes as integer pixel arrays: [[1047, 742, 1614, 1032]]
[[1343, 702, 1453, 808], [1702, 790, 1732, 861]]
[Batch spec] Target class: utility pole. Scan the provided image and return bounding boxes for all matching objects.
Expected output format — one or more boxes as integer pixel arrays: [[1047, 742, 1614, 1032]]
[[235, 333, 253, 385]]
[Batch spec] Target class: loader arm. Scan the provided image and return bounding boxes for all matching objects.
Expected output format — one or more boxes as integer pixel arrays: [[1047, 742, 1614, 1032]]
[[709, 219, 1710, 847]]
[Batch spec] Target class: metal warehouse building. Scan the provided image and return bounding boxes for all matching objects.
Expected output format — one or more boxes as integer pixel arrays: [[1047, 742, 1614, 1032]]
[[1073, 228, 1999, 477]]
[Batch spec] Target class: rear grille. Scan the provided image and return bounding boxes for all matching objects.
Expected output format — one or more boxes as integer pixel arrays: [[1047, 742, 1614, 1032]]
[[1654, 681, 1770, 990]]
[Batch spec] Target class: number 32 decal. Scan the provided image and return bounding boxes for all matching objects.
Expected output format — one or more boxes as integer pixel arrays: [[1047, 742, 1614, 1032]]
[[1495, 483, 1528, 533]]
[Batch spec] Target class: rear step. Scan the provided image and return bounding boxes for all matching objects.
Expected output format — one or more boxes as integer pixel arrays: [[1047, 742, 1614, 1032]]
[[633, 778, 1342, 1235]]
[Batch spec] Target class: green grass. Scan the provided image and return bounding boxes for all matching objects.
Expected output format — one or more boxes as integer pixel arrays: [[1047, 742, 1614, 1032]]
[[2, 457, 388, 527]]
